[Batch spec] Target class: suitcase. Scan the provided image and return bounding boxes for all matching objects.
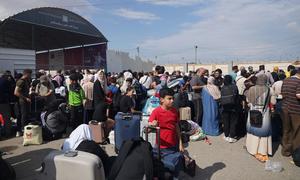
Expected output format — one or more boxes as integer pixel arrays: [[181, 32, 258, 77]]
[[89, 120, 105, 144], [23, 124, 43, 146], [114, 112, 141, 152], [179, 107, 191, 120], [38, 150, 105, 180], [141, 116, 156, 147]]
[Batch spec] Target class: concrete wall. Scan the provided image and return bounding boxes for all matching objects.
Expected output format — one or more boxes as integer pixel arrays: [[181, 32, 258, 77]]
[[0, 47, 35, 75], [164, 61, 294, 74], [107, 50, 155, 73]]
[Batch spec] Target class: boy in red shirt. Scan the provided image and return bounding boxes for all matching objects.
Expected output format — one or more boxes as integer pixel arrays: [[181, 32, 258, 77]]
[[149, 88, 184, 177]]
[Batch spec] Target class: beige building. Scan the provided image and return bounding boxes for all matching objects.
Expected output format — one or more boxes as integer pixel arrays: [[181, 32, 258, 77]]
[[163, 61, 294, 74]]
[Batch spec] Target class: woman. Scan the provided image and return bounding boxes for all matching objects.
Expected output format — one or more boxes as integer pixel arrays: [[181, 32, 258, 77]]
[[244, 74, 275, 162], [36, 75, 56, 106], [82, 75, 94, 124], [62, 124, 92, 152], [221, 75, 239, 143], [202, 76, 221, 136], [62, 124, 111, 176], [93, 71, 108, 119]]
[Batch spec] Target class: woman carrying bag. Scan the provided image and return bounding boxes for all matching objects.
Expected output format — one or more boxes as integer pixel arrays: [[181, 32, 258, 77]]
[[244, 74, 276, 162]]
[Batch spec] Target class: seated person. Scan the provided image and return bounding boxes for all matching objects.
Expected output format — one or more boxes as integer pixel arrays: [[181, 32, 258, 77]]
[[149, 88, 184, 177], [62, 124, 113, 176]]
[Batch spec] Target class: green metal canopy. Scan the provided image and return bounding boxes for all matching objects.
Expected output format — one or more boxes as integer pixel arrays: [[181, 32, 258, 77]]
[[0, 7, 108, 51]]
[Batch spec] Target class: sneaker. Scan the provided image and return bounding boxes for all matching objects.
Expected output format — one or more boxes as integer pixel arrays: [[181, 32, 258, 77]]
[[223, 136, 229, 142], [228, 138, 237, 143]]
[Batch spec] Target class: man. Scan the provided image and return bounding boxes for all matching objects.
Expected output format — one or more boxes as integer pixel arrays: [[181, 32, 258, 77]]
[[213, 69, 223, 89], [286, 65, 295, 78], [248, 66, 255, 75], [229, 65, 239, 81], [154, 65, 167, 90], [271, 66, 279, 82], [139, 72, 152, 90], [236, 69, 247, 96], [14, 69, 32, 136], [281, 61, 300, 157], [190, 68, 207, 126], [256, 65, 274, 85]]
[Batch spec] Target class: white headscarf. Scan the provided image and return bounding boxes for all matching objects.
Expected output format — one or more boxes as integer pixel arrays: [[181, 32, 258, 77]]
[[62, 124, 92, 152], [206, 76, 221, 100], [123, 71, 133, 80], [94, 70, 108, 93]]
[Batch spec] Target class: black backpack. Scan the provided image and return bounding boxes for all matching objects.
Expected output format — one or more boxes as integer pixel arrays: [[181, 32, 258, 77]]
[[132, 81, 147, 99], [108, 139, 153, 180], [0, 153, 16, 180], [220, 85, 237, 106], [173, 92, 189, 109]]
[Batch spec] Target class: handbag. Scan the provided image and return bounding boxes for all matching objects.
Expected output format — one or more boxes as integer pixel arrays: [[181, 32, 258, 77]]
[[249, 87, 270, 128], [249, 110, 263, 128], [183, 153, 196, 177]]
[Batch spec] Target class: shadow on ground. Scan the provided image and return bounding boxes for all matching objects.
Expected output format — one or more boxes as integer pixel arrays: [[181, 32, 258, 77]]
[[4, 148, 56, 180], [187, 162, 226, 180]]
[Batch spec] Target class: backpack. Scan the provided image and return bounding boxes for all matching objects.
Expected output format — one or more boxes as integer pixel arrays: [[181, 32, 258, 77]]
[[173, 92, 189, 109], [0, 154, 16, 180], [220, 85, 237, 106], [132, 81, 147, 98], [108, 139, 153, 180]]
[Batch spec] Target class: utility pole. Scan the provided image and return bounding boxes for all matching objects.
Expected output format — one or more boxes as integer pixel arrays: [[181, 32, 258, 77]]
[[137, 46, 140, 58], [194, 45, 198, 64]]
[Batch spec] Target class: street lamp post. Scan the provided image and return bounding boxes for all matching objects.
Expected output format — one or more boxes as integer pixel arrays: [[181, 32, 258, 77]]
[[194, 45, 198, 64], [137, 46, 140, 58]]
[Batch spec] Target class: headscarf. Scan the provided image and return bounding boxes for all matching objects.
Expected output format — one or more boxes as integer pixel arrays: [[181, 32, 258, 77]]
[[82, 74, 94, 85], [95, 71, 108, 94], [123, 71, 133, 80], [205, 76, 221, 100], [62, 124, 92, 152], [256, 74, 268, 85], [245, 74, 269, 105]]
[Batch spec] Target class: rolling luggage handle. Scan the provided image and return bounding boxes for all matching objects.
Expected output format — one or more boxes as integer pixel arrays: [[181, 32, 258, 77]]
[[145, 126, 161, 160], [120, 112, 142, 120]]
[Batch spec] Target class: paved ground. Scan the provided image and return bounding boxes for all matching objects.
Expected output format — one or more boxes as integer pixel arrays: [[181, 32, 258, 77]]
[[0, 135, 299, 180]]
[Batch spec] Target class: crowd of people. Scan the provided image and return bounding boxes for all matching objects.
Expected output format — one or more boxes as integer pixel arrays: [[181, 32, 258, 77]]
[[0, 61, 299, 171]]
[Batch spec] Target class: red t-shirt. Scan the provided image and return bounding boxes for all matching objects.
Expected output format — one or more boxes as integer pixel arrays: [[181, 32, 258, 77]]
[[149, 106, 179, 149]]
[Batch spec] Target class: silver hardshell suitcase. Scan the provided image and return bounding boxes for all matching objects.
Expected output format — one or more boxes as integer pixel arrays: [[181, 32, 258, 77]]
[[38, 150, 105, 180]]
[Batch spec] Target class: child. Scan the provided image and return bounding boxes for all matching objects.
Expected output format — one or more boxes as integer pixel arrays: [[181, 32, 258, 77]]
[[68, 74, 85, 130], [149, 88, 184, 177]]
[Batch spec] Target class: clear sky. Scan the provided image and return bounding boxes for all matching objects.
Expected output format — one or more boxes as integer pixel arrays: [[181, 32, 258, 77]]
[[1, 0, 300, 64]]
